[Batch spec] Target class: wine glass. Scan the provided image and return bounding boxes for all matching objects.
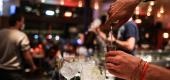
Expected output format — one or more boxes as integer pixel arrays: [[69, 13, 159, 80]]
[[60, 61, 79, 80]]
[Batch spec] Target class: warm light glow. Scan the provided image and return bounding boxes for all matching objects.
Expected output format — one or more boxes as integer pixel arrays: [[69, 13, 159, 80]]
[[64, 11, 72, 17], [147, 12, 151, 16], [135, 6, 140, 15], [135, 11, 140, 15], [148, 6, 152, 12], [145, 33, 149, 38], [94, 2, 99, 10], [45, 10, 55, 16], [163, 32, 169, 39], [135, 19, 142, 24], [35, 47, 40, 53], [78, 0, 83, 7], [47, 34, 52, 39], [136, 6, 139, 11], [60, 0, 64, 5], [41, 0, 45, 3], [157, 12, 161, 18], [149, 1, 155, 6], [160, 6, 164, 14], [55, 35, 60, 41]]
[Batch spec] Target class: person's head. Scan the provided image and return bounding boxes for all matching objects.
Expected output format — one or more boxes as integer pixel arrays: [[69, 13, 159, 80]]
[[9, 13, 25, 30]]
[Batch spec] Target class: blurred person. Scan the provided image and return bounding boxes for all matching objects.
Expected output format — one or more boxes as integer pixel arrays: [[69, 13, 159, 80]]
[[95, 18, 139, 55], [100, 0, 140, 78], [106, 2, 140, 79], [92, 17, 139, 80], [105, 51, 170, 80], [43, 45, 66, 80], [108, 18, 139, 55], [57, 42, 77, 62], [0, 13, 37, 80]]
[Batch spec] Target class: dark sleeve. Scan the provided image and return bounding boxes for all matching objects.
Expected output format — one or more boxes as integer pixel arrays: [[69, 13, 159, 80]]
[[124, 21, 139, 41]]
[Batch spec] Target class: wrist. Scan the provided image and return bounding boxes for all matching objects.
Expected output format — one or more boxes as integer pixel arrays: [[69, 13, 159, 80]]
[[130, 59, 142, 80], [140, 61, 149, 80], [131, 60, 149, 80]]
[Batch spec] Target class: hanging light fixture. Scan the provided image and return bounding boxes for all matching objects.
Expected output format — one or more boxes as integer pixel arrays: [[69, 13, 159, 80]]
[[64, 11, 72, 17], [157, 12, 161, 18], [135, 6, 140, 15], [147, 12, 151, 16], [45, 10, 55, 16], [148, 6, 152, 12], [60, 0, 64, 5], [78, 0, 83, 7], [135, 18, 142, 24], [94, 1, 99, 10], [149, 1, 155, 6], [160, 6, 164, 14], [163, 32, 169, 39]]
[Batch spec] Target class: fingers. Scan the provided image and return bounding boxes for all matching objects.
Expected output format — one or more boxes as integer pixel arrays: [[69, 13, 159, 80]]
[[106, 56, 120, 65], [105, 51, 123, 57], [106, 63, 118, 70], [106, 63, 122, 77]]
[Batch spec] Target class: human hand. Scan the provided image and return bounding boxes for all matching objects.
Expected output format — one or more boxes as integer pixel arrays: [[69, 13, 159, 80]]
[[107, 32, 116, 42], [102, 0, 141, 31], [105, 51, 141, 79]]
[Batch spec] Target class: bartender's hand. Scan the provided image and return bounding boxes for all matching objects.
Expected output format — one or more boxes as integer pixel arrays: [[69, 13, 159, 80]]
[[105, 51, 141, 79], [102, 0, 141, 30]]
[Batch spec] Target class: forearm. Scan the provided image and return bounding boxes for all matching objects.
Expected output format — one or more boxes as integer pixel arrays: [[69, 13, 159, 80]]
[[24, 51, 36, 69], [115, 40, 134, 51], [145, 64, 170, 80]]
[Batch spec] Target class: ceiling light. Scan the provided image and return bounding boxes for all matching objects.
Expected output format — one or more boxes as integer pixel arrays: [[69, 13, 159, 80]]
[[149, 1, 155, 6], [147, 12, 151, 16], [148, 6, 152, 12], [55, 35, 60, 41], [163, 32, 169, 39], [60, 0, 64, 5], [94, 2, 99, 10], [157, 12, 161, 18], [78, 0, 83, 7], [45, 10, 55, 16], [135, 19, 142, 24], [64, 11, 72, 17], [160, 6, 164, 14]]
